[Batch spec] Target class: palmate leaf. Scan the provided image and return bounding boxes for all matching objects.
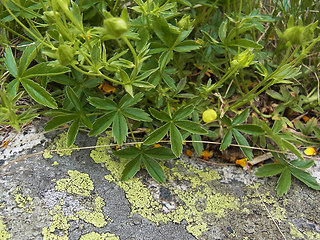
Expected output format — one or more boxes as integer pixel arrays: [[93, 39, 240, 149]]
[[21, 78, 57, 108], [142, 155, 166, 183], [88, 96, 117, 111], [67, 118, 80, 147], [170, 123, 183, 157], [289, 167, 320, 190], [255, 163, 287, 177], [220, 129, 232, 151], [66, 86, 81, 112], [121, 156, 142, 181], [4, 47, 18, 77], [149, 108, 171, 122], [172, 105, 194, 120], [144, 147, 175, 160], [233, 124, 264, 135], [122, 108, 152, 121], [276, 167, 291, 196], [175, 120, 207, 135], [232, 129, 253, 160], [113, 146, 141, 159], [22, 62, 70, 78], [144, 123, 170, 145], [44, 114, 78, 131], [18, 44, 38, 76], [232, 108, 250, 125], [89, 112, 115, 136], [112, 111, 128, 146]]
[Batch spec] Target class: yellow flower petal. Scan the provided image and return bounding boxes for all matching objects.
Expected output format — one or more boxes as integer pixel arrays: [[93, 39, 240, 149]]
[[304, 147, 316, 156], [235, 158, 248, 168], [202, 109, 217, 123]]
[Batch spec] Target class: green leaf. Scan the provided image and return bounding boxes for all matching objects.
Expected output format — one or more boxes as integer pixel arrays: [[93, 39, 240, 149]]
[[151, 15, 177, 47], [272, 120, 284, 134], [113, 146, 141, 159], [232, 129, 253, 160], [218, 20, 228, 42], [4, 47, 18, 77], [175, 120, 208, 134], [201, 30, 219, 45], [119, 69, 131, 84], [66, 86, 81, 112], [220, 129, 232, 150], [233, 124, 264, 135], [122, 108, 152, 121], [173, 40, 200, 52], [229, 39, 263, 49], [91, 43, 101, 67], [20, 78, 58, 108], [18, 44, 38, 76], [112, 112, 128, 146], [6, 79, 20, 97], [135, 68, 158, 82], [192, 134, 204, 156], [170, 123, 183, 157], [159, 50, 173, 72], [291, 159, 314, 169], [172, 105, 194, 120], [142, 155, 166, 183], [22, 62, 70, 78], [80, 115, 93, 129], [89, 112, 115, 136], [233, 108, 250, 125], [149, 108, 171, 122], [162, 71, 176, 89], [144, 123, 170, 145], [88, 97, 117, 111], [282, 140, 304, 160], [121, 156, 142, 181], [67, 118, 80, 147], [276, 167, 291, 196], [289, 167, 320, 190], [119, 93, 143, 108], [255, 163, 287, 177], [44, 114, 78, 131], [144, 147, 175, 160]]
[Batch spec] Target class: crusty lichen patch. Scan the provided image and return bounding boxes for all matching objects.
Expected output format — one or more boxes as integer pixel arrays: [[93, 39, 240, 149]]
[[76, 196, 111, 227], [79, 231, 120, 240], [55, 170, 94, 196], [12, 187, 33, 213], [289, 222, 320, 240], [42, 200, 78, 240], [43, 132, 79, 158], [44, 171, 113, 239], [91, 136, 239, 239], [0, 217, 10, 240]]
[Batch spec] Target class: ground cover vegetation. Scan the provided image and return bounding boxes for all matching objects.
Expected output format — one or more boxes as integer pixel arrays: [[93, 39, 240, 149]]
[[0, 0, 320, 196]]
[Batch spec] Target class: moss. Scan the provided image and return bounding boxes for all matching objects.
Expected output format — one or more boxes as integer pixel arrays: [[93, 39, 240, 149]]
[[43, 132, 79, 159], [91, 137, 239, 239], [0, 218, 10, 240], [55, 170, 94, 197], [12, 187, 33, 213], [79, 232, 120, 240]]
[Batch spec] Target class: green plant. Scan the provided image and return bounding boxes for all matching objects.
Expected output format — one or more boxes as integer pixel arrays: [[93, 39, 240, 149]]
[[1, 0, 320, 193]]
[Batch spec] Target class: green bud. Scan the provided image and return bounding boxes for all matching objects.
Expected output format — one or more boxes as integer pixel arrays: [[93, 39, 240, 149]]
[[283, 26, 304, 45], [57, 45, 74, 66], [103, 17, 128, 39], [177, 15, 192, 30]]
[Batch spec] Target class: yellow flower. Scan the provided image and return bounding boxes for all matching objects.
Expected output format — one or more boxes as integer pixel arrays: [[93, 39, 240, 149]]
[[236, 158, 248, 168], [201, 150, 213, 160], [202, 109, 217, 123], [304, 147, 316, 156]]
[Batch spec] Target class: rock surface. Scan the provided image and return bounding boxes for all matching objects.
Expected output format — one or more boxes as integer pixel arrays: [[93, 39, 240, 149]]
[[1, 122, 320, 240]]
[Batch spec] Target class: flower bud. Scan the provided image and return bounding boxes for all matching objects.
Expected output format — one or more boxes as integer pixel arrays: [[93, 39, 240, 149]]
[[57, 45, 74, 65], [202, 109, 217, 123], [177, 15, 192, 30], [103, 17, 128, 39]]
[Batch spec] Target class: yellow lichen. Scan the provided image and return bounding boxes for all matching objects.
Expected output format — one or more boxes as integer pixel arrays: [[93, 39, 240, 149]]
[[52, 161, 59, 166], [0, 218, 10, 240], [42, 203, 78, 240], [12, 187, 33, 213], [55, 170, 94, 196], [91, 137, 238, 239], [43, 132, 79, 159], [76, 210, 109, 227], [79, 231, 120, 240], [289, 222, 320, 240]]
